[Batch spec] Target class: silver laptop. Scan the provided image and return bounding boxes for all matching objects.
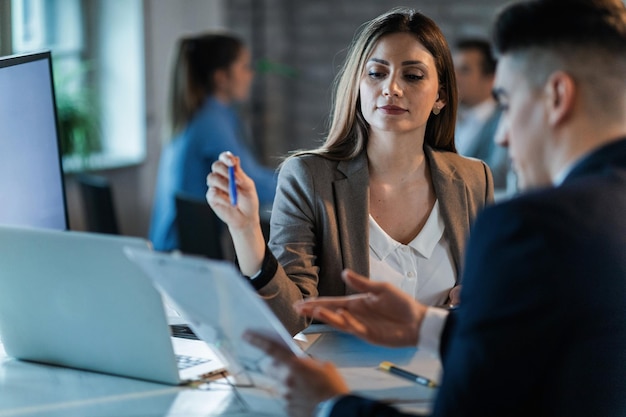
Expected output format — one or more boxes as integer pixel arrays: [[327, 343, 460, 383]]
[[124, 247, 306, 384], [0, 226, 225, 385]]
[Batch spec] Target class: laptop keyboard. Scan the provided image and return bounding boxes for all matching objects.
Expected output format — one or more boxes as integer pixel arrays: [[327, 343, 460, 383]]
[[170, 324, 199, 340], [176, 354, 212, 370]]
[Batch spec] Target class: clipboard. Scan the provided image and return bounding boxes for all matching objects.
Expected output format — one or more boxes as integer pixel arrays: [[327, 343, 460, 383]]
[[124, 246, 306, 386]]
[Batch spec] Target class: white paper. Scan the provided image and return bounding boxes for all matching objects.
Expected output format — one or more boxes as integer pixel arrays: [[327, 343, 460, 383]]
[[124, 247, 305, 389]]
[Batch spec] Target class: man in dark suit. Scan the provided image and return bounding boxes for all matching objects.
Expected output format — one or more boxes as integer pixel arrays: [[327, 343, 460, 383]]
[[243, 1, 626, 416]]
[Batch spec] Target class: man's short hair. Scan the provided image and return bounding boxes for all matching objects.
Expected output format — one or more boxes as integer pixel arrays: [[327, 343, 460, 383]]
[[494, 0, 626, 56], [455, 39, 497, 76], [493, 0, 626, 123]]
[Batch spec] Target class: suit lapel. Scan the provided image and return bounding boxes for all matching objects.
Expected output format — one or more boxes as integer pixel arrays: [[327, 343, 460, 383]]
[[426, 147, 469, 281], [335, 154, 370, 294], [331, 149, 471, 289]]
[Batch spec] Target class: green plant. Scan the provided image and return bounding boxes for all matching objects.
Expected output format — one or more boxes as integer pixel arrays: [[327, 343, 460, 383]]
[[256, 58, 299, 78], [53, 63, 101, 167]]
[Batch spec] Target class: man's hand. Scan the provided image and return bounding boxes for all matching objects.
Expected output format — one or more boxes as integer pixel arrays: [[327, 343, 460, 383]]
[[243, 331, 350, 417], [294, 269, 427, 347]]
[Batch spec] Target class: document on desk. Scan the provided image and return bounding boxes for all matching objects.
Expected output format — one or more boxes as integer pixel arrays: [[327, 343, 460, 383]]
[[305, 330, 441, 413], [125, 248, 305, 391], [164, 388, 248, 416]]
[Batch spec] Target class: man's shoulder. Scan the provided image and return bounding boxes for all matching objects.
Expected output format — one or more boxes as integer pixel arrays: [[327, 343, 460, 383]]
[[474, 187, 564, 232], [476, 179, 617, 236]]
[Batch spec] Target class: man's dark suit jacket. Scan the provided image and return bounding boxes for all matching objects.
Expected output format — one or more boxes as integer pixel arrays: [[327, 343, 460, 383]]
[[330, 138, 626, 417]]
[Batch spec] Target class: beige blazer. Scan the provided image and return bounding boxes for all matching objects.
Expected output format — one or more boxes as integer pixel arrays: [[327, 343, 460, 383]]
[[260, 146, 494, 335]]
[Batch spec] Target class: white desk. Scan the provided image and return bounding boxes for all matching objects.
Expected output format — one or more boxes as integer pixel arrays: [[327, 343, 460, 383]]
[[302, 327, 440, 415], [0, 329, 439, 416]]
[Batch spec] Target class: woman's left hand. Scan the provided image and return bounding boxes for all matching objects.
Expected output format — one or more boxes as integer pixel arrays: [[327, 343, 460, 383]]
[[449, 285, 462, 306]]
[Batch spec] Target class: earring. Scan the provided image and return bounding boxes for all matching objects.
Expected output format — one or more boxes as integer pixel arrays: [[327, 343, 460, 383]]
[[432, 106, 441, 115]]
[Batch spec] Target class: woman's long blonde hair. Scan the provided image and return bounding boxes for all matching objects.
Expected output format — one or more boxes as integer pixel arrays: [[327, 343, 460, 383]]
[[299, 7, 458, 160]]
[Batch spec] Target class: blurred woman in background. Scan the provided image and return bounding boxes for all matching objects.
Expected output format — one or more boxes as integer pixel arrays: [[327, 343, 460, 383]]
[[150, 32, 276, 251]]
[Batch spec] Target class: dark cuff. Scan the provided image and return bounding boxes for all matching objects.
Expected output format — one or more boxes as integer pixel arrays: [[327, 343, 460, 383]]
[[439, 306, 458, 363], [330, 395, 405, 417], [245, 245, 278, 291]]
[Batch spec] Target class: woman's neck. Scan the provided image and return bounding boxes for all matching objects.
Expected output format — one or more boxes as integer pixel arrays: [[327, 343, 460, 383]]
[[213, 91, 232, 105], [366, 130, 428, 180]]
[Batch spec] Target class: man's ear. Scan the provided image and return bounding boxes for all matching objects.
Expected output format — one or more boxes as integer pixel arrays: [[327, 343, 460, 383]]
[[544, 71, 575, 127]]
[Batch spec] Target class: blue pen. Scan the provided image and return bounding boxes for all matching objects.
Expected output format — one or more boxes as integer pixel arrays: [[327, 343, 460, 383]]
[[228, 165, 237, 206]]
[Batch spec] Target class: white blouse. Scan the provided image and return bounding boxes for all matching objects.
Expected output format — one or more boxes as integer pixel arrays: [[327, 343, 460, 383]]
[[368, 200, 456, 306]]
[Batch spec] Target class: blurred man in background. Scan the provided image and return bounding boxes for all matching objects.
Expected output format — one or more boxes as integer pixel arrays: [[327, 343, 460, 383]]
[[454, 39, 512, 197]]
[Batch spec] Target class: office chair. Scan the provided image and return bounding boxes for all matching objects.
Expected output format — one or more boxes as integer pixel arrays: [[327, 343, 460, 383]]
[[175, 193, 227, 259], [76, 174, 120, 235]]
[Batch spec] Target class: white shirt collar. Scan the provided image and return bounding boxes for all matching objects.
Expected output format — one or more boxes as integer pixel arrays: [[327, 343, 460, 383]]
[[552, 151, 592, 186], [369, 200, 445, 260]]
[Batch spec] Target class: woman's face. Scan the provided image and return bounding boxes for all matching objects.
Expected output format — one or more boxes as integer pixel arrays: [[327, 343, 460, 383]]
[[218, 47, 254, 102], [359, 32, 444, 138]]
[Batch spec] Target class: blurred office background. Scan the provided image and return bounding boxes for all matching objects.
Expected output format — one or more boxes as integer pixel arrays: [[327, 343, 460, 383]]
[[0, 0, 511, 238]]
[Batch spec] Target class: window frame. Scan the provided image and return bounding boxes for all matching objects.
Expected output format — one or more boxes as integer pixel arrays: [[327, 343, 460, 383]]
[[3, 0, 146, 173]]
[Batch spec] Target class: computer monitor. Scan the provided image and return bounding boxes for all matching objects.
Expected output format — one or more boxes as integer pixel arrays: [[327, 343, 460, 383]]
[[0, 51, 68, 230]]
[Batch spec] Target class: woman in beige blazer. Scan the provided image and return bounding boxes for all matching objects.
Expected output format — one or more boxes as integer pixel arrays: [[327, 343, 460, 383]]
[[207, 8, 494, 335]]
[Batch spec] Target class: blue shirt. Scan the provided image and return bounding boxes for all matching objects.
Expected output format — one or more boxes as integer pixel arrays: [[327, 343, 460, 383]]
[[149, 97, 277, 251]]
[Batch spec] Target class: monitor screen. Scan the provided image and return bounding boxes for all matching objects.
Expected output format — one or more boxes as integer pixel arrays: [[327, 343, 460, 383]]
[[0, 51, 68, 230]]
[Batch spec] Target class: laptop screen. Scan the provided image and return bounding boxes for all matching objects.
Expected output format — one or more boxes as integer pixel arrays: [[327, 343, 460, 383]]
[[0, 51, 68, 230]]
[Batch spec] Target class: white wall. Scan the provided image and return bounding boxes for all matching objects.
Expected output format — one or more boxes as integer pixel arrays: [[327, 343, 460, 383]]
[[139, 0, 226, 235], [67, 0, 225, 237]]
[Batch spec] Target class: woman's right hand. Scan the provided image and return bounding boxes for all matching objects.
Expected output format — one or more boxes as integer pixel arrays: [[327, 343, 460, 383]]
[[206, 151, 260, 229], [206, 151, 266, 275]]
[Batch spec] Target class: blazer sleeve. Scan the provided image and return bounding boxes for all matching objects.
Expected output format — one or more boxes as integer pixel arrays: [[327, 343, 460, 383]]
[[252, 156, 324, 335]]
